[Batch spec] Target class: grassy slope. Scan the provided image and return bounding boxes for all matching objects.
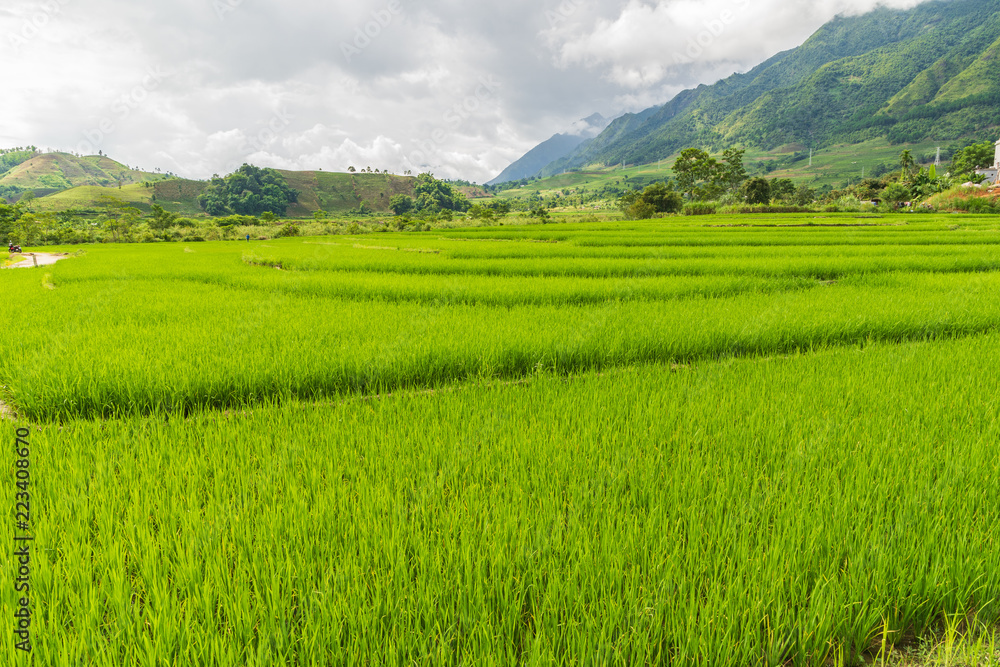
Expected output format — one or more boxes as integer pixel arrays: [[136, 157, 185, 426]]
[[281, 171, 416, 217], [3, 150, 417, 218], [28, 171, 418, 218], [30, 182, 192, 215], [0, 153, 168, 196]]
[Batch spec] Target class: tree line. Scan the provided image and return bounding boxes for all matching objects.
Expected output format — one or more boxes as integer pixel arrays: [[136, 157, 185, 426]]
[[614, 147, 817, 219]]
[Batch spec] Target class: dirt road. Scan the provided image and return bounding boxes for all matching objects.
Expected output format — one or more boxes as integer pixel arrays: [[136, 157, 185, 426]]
[[3, 253, 70, 269]]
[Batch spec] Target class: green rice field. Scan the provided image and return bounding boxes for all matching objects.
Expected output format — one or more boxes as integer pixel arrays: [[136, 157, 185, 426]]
[[3, 212, 1000, 665]]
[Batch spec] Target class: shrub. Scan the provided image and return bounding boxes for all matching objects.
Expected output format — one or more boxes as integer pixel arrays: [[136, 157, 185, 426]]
[[718, 204, 815, 214], [924, 187, 1000, 214], [216, 214, 260, 227], [682, 202, 719, 216], [624, 201, 657, 220], [828, 195, 872, 213]]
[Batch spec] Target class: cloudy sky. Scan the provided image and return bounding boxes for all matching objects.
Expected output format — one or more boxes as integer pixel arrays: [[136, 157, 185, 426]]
[[0, 0, 930, 183]]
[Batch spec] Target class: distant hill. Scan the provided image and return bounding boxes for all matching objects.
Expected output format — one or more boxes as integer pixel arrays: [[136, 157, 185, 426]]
[[279, 171, 415, 217], [26, 166, 418, 218], [538, 0, 1000, 174], [488, 113, 612, 185], [0, 148, 39, 180], [0, 152, 170, 200]]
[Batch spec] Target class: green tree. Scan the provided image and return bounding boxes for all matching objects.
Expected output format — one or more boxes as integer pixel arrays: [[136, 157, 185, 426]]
[[719, 148, 748, 193], [618, 182, 683, 219], [197, 164, 298, 216], [148, 204, 178, 231], [627, 200, 657, 220], [411, 174, 470, 213], [97, 195, 141, 242], [672, 148, 717, 198], [741, 177, 772, 205], [909, 166, 950, 198], [951, 142, 994, 180], [882, 182, 910, 205], [770, 179, 796, 203], [617, 190, 646, 219], [468, 204, 497, 222], [486, 199, 512, 217], [389, 194, 414, 215], [529, 205, 550, 222], [793, 184, 816, 206], [13, 212, 43, 245], [639, 182, 683, 213], [899, 150, 915, 182], [0, 201, 23, 242]]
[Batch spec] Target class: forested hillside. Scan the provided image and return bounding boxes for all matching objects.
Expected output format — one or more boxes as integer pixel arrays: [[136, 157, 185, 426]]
[[542, 0, 1000, 174]]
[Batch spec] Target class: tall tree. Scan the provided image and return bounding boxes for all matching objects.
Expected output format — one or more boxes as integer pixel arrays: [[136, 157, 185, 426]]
[[96, 195, 141, 243], [719, 148, 748, 193], [389, 194, 414, 215], [899, 150, 915, 181], [741, 177, 772, 205], [672, 148, 717, 198]]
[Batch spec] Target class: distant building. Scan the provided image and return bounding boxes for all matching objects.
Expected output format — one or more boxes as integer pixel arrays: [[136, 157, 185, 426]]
[[975, 138, 1000, 183], [996, 138, 1000, 184]]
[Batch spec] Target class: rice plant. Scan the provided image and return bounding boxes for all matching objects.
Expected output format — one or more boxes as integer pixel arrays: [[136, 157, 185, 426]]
[[4, 213, 1000, 664]]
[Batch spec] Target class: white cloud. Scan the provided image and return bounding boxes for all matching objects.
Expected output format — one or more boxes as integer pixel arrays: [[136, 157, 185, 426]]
[[549, 0, 932, 89], [0, 0, 939, 183]]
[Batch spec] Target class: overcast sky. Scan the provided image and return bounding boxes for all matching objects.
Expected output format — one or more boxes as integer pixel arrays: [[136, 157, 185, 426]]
[[0, 0, 931, 183]]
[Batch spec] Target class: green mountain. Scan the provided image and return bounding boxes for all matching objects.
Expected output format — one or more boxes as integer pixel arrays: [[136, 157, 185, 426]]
[[539, 0, 1000, 176]]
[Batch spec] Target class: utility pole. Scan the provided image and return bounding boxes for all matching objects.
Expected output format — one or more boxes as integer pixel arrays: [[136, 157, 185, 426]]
[[808, 148, 813, 168]]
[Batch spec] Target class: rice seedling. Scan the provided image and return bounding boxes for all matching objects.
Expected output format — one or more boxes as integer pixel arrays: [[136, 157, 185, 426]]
[[3, 213, 1000, 663], [3, 334, 1000, 664]]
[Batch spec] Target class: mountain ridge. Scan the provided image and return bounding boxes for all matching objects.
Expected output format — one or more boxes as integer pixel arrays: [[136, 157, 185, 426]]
[[522, 0, 1000, 178], [487, 113, 612, 185]]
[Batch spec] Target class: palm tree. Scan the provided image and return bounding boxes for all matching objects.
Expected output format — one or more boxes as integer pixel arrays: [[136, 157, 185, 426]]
[[899, 150, 915, 181]]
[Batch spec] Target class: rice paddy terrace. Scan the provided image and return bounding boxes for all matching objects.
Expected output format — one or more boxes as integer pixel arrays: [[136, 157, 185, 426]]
[[3, 212, 1000, 665]]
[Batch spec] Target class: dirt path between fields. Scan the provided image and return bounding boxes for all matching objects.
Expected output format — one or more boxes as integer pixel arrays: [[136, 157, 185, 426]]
[[3, 253, 70, 269], [0, 399, 14, 421]]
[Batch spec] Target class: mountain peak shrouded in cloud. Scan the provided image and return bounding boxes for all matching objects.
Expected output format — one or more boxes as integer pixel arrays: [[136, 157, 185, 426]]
[[487, 113, 616, 185], [567, 113, 612, 137], [0, 0, 940, 183]]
